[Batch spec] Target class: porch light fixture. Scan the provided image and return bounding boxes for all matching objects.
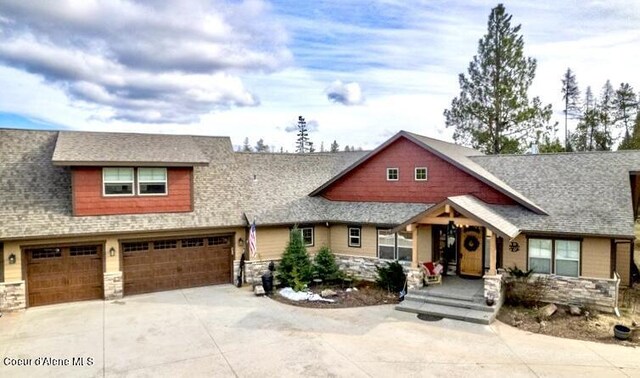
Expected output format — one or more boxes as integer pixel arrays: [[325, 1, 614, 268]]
[[109, 247, 116, 257], [8, 253, 16, 264], [238, 238, 244, 247]]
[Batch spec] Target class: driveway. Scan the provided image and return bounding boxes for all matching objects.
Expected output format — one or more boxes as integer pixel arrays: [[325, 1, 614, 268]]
[[0, 285, 637, 377]]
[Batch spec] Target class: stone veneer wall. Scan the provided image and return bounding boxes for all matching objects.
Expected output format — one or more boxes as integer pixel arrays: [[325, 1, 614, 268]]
[[235, 254, 424, 290], [504, 274, 618, 313], [483, 274, 504, 307], [103, 272, 123, 300], [0, 281, 26, 311]]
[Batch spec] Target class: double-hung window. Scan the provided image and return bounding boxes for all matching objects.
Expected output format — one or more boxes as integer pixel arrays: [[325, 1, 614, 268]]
[[377, 229, 413, 261], [528, 238, 580, 277], [555, 240, 580, 277], [138, 168, 168, 195], [103, 168, 134, 196], [528, 239, 552, 274], [348, 227, 361, 247], [300, 227, 314, 246]]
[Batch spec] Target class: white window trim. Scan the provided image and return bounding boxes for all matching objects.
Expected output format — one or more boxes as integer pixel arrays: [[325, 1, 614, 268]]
[[348, 227, 361, 247], [103, 168, 135, 197], [554, 240, 580, 277], [414, 167, 428, 181], [300, 227, 314, 247], [377, 229, 413, 261], [137, 168, 168, 196], [386, 168, 399, 181]]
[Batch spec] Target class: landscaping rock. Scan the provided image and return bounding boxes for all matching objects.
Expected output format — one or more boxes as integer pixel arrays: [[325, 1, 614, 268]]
[[321, 289, 338, 298], [254, 285, 265, 296], [540, 303, 557, 318], [569, 305, 581, 316]]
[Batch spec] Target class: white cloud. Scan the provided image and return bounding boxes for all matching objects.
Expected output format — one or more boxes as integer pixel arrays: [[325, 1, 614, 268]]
[[325, 80, 364, 106]]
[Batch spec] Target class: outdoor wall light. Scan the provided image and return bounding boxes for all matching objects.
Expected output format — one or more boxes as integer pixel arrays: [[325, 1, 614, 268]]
[[238, 238, 244, 247], [109, 247, 116, 257], [8, 253, 16, 264]]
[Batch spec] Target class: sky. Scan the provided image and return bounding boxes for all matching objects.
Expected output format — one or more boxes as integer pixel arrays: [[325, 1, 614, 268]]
[[0, 0, 639, 151]]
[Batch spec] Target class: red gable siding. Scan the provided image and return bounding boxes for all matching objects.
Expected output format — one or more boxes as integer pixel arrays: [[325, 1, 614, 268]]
[[320, 137, 515, 205], [72, 167, 192, 216]]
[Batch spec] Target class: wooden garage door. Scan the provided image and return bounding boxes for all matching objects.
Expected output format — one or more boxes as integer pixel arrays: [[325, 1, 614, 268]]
[[122, 235, 232, 295], [26, 245, 104, 307]]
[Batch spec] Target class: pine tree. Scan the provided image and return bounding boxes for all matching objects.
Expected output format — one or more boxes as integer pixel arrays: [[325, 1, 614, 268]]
[[254, 138, 269, 152], [614, 83, 638, 145], [619, 113, 640, 150], [330, 140, 339, 152], [313, 246, 342, 281], [597, 80, 616, 151], [319, 141, 325, 152], [343, 145, 351, 152], [561, 68, 580, 149], [276, 227, 313, 290], [242, 137, 252, 152], [443, 4, 553, 154], [295, 116, 313, 153]]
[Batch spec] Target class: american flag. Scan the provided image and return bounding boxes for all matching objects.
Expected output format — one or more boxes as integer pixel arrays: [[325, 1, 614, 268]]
[[249, 219, 257, 258]]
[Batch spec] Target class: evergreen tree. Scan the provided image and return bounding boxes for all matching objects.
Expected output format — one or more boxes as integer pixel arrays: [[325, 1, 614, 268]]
[[313, 246, 342, 281], [308, 141, 315, 153], [619, 113, 640, 150], [242, 137, 252, 152], [561, 68, 580, 149], [276, 227, 313, 290], [614, 83, 638, 144], [343, 145, 351, 152], [295, 116, 313, 153], [330, 140, 339, 152], [254, 138, 269, 152], [443, 4, 553, 154], [597, 80, 616, 151], [572, 108, 602, 151]]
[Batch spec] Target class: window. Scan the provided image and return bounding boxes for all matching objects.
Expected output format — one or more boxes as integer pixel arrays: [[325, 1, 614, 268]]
[[300, 227, 314, 246], [415, 167, 428, 181], [122, 242, 149, 252], [377, 229, 413, 261], [153, 240, 177, 250], [387, 168, 399, 181], [528, 238, 580, 277], [138, 168, 167, 195], [348, 227, 361, 247], [208, 236, 230, 246], [70, 245, 99, 256], [103, 168, 134, 196], [528, 239, 552, 274], [555, 240, 580, 277], [181, 238, 204, 248], [30, 248, 62, 259]]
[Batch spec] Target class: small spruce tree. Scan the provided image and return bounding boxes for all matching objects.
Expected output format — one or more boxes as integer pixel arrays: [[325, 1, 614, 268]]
[[276, 227, 313, 290], [313, 246, 342, 281]]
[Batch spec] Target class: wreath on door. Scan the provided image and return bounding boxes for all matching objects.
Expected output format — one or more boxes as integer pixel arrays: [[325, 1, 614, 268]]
[[464, 235, 480, 252]]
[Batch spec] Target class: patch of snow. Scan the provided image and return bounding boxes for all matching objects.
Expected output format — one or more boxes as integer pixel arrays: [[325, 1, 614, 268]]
[[279, 287, 335, 302]]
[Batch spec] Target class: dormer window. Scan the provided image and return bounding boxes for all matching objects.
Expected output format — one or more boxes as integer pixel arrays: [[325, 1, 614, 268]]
[[103, 168, 134, 196], [387, 168, 399, 181], [138, 168, 167, 195]]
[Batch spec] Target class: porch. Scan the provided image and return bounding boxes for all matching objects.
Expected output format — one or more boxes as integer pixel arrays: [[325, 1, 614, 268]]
[[396, 276, 499, 324]]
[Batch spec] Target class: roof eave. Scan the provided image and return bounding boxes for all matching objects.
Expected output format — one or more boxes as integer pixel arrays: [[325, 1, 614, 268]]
[[51, 160, 210, 167]]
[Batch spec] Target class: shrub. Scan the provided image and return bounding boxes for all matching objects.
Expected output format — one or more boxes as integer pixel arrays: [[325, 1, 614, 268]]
[[276, 227, 312, 290], [504, 274, 549, 307], [506, 265, 534, 279], [313, 246, 343, 281], [375, 261, 406, 293]]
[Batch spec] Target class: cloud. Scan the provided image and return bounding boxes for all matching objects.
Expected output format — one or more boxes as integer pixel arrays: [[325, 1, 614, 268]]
[[284, 118, 319, 133], [0, 0, 290, 123], [325, 80, 364, 105]]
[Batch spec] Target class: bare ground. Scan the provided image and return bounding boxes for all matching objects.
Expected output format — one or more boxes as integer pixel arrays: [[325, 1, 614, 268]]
[[270, 281, 400, 308]]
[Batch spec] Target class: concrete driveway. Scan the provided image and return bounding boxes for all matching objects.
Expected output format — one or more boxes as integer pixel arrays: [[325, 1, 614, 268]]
[[0, 285, 637, 378]]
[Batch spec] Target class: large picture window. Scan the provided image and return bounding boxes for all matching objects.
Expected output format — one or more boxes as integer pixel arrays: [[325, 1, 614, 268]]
[[377, 229, 413, 261], [528, 238, 580, 277], [138, 168, 168, 195], [103, 168, 134, 196]]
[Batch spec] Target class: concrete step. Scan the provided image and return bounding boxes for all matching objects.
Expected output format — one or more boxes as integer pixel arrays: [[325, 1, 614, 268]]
[[403, 293, 494, 313], [396, 299, 496, 325], [407, 288, 481, 302]]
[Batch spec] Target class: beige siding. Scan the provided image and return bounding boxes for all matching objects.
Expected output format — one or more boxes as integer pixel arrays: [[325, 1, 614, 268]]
[[329, 225, 377, 258], [502, 234, 527, 270], [3, 241, 22, 282], [581, 238, 611, 279], [417, 225, 432, 262], [253, 227, 290, 260], [310, 225, 330, 254], [616, 241, 631, 286]]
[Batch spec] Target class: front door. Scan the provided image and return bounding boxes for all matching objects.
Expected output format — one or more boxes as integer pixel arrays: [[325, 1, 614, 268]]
[[459, 227, 484, 277]]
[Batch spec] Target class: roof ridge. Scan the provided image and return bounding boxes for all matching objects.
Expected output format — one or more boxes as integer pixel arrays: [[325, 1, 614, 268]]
[[471, 149, 640, 158]]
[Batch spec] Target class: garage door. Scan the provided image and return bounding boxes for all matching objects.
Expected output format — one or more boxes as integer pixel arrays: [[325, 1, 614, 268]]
[[122, 235, 232, 295], [26, 245, 104, 307]]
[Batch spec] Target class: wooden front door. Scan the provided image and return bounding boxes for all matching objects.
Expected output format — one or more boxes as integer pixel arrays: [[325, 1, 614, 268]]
[[459, 227, 484, 277], [27, 245, 104, 307], [122, 235, 232, 296]]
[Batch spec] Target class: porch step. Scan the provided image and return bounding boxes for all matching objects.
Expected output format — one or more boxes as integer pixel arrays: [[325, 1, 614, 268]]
[[406, 288, 483, 303], [403, 293, 493, 313], [395, 299, 497, 325]]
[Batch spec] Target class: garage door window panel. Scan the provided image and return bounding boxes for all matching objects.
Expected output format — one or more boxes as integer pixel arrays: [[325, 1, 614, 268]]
[[138, 168, 167, 195], [103, 168, 134, 196], [154, 240, 177, 250]]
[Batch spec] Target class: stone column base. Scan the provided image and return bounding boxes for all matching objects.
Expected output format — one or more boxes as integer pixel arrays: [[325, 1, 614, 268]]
[[0, 281, 26, 311], [103, 272, 123, 300], [483, 274, 504, 306]]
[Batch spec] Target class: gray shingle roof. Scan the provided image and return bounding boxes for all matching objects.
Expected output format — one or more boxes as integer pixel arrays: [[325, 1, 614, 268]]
[[471, 151, 640, 238], [52, 131, 210, 166]]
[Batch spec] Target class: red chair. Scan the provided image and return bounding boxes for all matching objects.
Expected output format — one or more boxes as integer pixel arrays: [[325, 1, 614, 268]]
[[422, 262, 442, 285]]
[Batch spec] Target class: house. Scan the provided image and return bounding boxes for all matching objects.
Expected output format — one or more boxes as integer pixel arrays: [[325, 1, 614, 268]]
[[0, 128, 636, 318]]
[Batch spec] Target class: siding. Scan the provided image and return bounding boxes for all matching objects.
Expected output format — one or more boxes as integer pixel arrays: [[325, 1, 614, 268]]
[[252, 225, 329, 260], [321, 137, 515, 205], [329, 225, 378, 258], [502, 234, 527, 270], [72, 167, 192, 216], [616, 241, 631, 286], [417, 225, 431, 262], [581, 238, 611, 279]]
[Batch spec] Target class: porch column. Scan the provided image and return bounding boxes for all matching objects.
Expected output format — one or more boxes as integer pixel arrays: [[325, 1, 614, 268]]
[[488, 230, 497, 275], [411, 224, 419, 268]]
